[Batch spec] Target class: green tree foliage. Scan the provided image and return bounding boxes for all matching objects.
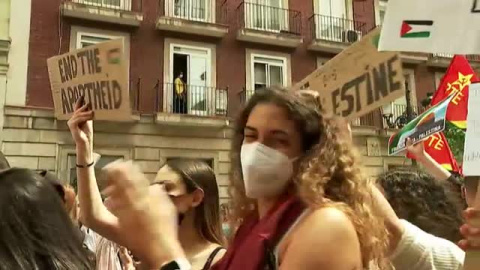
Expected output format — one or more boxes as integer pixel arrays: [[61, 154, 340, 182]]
[[444, 122, 465, 165]]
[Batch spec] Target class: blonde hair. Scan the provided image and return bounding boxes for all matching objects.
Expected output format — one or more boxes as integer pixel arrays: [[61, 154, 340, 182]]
[[228, 88, 389, 268]]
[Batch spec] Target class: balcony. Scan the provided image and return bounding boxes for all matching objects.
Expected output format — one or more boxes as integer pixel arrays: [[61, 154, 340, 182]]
[[236, 2, 303, 48], [308, 14, 367, 54], [155, 82, 229, 127], [61, 0, 143, 27], [382, 104, 422, 130], [350, 109, 383, 129], [400, 52, 428, 65], [427, 53, 480, 68], [156, 0, 229, 38]]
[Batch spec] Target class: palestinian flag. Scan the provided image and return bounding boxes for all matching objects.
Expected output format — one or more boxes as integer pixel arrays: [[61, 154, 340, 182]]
[[400, 20, 433, 38]]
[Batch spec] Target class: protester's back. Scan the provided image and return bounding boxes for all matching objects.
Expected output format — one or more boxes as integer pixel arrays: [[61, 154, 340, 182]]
[[0, 168, 93, 270]]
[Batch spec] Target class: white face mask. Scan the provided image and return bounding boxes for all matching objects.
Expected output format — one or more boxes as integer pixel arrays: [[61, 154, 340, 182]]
[[240, 142, 294, 199]]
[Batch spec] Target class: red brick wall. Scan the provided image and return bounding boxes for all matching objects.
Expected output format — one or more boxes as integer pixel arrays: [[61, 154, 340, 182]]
[[26, 0, 440, 116]]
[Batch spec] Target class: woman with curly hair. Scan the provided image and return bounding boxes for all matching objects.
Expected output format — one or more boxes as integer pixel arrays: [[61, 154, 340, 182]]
[[211, 87, 389, 269]]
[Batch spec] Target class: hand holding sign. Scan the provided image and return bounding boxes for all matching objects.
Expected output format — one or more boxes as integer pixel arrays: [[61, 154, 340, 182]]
[[67, 97, 94, 147], [47, 39, 132, 121]]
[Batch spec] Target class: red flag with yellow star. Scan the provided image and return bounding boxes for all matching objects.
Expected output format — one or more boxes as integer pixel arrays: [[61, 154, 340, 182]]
[[431, 55, 478, 129], [410, 132, 460, 172]]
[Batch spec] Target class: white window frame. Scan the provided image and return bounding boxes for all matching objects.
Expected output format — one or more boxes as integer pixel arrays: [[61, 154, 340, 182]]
[[313, 0, 355, 41], [163, 38, 217, 114], [166, 0, 216, 23], [245, 0, 289, 33], [75, 32, 120, 49], [245, 49, 291, 94], [315, 0, 353, 19], [374, 0, 388, 26], [77, 0, 131, 11], [70, 26, 131, 71], [250, 54, 287, 91]]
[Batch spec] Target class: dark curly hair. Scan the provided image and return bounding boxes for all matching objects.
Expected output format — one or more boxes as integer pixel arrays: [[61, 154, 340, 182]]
[[377, 170, 464, 242]]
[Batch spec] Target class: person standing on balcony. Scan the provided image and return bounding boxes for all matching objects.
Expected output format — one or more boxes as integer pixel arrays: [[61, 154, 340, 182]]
[[174, 72, 187, 114]]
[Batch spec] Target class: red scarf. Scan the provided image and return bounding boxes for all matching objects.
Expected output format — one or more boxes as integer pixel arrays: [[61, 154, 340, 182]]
[[212, 195, 306, 270]]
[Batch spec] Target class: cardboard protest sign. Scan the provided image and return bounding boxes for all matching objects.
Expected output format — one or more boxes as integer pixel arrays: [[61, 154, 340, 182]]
[[379, 0, 480, 54], [291, 28, 405, 120], [47, 39, 132, 121], [463, 83, 480, 175], [463, 82, 480, 270], [388, 94, 454, 155]]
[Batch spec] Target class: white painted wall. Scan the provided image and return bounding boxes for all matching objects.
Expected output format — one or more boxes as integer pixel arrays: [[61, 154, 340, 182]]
[[6, 0, 31, 106]]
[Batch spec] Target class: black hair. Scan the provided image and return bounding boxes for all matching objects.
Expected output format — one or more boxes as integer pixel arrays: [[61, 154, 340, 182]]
[[0, 168, 93, 269], [378, 170, 464, 242]]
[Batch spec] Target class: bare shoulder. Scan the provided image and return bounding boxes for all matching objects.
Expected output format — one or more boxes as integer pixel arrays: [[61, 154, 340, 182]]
[[279, 207, 362, 270], [295, 207, 358, 245]]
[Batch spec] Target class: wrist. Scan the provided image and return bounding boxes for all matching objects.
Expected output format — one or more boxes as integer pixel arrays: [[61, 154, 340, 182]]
[[76, 144, 93, 165]]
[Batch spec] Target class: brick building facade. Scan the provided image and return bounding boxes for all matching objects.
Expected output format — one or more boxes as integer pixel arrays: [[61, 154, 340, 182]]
[[3, 0, 479, 203]]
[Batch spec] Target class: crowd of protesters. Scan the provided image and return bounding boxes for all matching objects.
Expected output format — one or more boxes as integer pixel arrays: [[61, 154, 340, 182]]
[[0, 88, 479, 270]]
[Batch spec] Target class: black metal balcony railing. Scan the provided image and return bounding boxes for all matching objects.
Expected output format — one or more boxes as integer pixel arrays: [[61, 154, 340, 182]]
[[382, 104, 422, 129], [129, 78, 141, 112], [429, 53, 480, 62], [159, 0, 228, 24], [237, 2, 302, 35], [155, 82, 228, 117], [309, 14, 367, 43], [68, 0, 143, 12], [350, 109, 383, 128]]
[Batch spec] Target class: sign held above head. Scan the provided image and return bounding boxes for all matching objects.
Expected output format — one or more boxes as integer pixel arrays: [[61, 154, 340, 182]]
[[379, 0, 480, 54], [47, 39, 133, 121], [290, 28, 405, 120]]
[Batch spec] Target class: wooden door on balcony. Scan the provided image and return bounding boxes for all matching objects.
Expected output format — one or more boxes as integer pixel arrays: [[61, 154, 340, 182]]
[[316, 0, 347, 41]]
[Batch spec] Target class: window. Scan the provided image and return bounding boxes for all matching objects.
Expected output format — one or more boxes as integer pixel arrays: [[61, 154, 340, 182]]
[[376, 0, 388, 25], [70, 26, 131, 69], [252, 55, 286, 91], [78, 0, 129, 10], [318, 0, 347, 18], [172, 0, 211, 22], [315, 0, 353, 41], [76, 32, 121, 49], [68, 154, 124, 192], [245, 0, 287, 32], [170, 44, 212, 115]]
